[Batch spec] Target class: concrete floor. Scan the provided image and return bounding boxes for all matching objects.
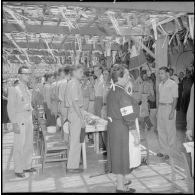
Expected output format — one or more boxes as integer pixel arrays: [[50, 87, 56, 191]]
[[2, 111, 192, 193]]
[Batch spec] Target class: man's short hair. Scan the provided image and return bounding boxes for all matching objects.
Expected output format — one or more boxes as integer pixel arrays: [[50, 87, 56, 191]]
[[169, 68, 174, 72], [18, 66, 29, 74], [93, 65, 103, 73], [159, 66, 169, 73]]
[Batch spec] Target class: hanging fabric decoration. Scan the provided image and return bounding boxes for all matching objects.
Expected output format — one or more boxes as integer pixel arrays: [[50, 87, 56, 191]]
[[59, 7, 76, 31], [4, 7, 26, 30], [5, 33, 22, 52], [22, 49, 30, 64], [42, 33, 56, 62], [188, 15, 194, 40], [107, 11, 121, 35], [106, 39, 112, 57], [16, 55, 24, 63], [122, 37, 126, 45], [93, 39, 96, 50], [183, 30, 189, 45], [162, 34, 168, 48], [75, 34, 82, 51], [151, 18, 158, 40]]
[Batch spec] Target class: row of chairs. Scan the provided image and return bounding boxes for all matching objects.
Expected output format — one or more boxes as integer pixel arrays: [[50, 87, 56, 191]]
[[33, 108, 69, 173]]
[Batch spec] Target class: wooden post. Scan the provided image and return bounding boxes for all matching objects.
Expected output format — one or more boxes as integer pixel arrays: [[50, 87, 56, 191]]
[[155, 35, 168, 107]]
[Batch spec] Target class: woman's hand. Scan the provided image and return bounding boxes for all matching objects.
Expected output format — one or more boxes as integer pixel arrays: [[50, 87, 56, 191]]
[[186, 130, 193, 141], [131, 130, 140, 146]]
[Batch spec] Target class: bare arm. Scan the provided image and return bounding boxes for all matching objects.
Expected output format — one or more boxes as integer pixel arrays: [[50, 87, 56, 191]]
[[171, 97, 178, 113]]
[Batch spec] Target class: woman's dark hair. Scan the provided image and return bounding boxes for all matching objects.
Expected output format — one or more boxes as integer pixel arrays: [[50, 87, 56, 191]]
[[84, 70, 90, 77], [111, 64, 127, 83], [44, 73, 52, 81]]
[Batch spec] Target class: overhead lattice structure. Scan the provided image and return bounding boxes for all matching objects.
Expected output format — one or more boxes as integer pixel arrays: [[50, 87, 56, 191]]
[[2, 1, 194, 76]]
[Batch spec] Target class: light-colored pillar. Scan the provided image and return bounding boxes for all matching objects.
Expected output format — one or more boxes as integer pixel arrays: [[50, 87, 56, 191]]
[[155, 35, 168, 107]]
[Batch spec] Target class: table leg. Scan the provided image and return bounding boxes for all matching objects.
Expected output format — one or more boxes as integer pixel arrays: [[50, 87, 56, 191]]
[[191, 150, 194, 177], [82, 141, 87, 169], [95, 132, 99, 153]]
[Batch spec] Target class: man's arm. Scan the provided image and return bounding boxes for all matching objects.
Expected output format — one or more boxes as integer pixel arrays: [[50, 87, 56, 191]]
[[7, 87, 17, 123], [171, 97, 178, 112]]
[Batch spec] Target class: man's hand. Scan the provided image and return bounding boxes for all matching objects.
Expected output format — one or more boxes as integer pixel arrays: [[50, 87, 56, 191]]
[[13, 123, 20, 134], [131, 130, 140, 146], [169, 110, 174, 120], [186, 130, 193, 141]]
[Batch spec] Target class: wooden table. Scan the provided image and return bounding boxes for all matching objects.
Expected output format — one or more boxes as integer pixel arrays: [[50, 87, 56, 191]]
[[81, 112, 107, 169]]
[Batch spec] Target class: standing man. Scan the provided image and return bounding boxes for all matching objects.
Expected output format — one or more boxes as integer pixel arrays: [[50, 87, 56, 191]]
[[58, 66, 71, 141], [7, 66, 36, 178], [65, 65, 85, 173], [93, 65, 105, 150], [169, 68, 179, 84], [157, 67, 178, 160]]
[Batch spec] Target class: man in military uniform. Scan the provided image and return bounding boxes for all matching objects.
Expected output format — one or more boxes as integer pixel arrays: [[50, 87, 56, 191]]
[[157, 66, 178, 160], [7, 66, 36, 178]]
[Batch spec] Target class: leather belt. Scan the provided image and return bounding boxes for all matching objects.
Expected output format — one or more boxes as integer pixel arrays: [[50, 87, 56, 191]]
[[159, 102, 172, 106]]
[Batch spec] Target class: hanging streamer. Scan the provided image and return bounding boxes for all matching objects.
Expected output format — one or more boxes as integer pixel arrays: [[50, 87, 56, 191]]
[[151, 18, 158, 40], [162, 34, 169, 48], [59, 7, 76, 31], [107, 11, 121, 35], [4, 7, 26, 30], [188, 15, 194, 40]]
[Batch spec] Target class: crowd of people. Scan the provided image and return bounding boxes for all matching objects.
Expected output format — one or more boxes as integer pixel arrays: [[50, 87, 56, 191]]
[[2, 62, 194, 192]]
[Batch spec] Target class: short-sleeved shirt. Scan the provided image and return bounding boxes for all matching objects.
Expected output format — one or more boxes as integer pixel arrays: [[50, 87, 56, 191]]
[[65, 78, 84, 108], [58, 79, 68, 102], [159, 78, 178, 103], [94, 76, 104, 97]]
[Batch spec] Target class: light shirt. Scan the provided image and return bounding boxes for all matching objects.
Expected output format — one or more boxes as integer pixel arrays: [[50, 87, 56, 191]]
[[159, 78, 178, 103], [43, 83, 52, 109], [65, 78, 84, 108], [7, 82, 32, 123], [94, 75, 104, 97], [58, 79, 68, 102], [170, 75, 179, 84]]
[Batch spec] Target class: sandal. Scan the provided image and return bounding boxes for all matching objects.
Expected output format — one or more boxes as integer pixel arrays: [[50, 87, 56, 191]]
[[116, 188, 136, 193], [124, 180, 132, 185]]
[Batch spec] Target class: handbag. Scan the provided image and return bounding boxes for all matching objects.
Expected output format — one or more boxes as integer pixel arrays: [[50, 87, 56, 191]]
[[144, 116, 153, 129], [80, 127, 86, 143]]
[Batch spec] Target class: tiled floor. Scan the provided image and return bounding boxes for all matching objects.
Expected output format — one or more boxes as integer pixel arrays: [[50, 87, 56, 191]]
[[2, 111, 192, 193]]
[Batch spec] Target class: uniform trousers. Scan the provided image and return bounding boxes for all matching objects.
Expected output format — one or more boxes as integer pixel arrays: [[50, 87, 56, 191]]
[[94, 97, 106, 149], [157, 105, 177, 155], [13, 113, 33, 173], [67, 108, 82, 169], [59, 103, 69, 143], [149, 108, 157, 131]]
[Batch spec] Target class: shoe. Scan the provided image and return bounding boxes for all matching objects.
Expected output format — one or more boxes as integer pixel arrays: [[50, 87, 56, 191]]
[[23, 168, 36, 173], [124, 180, 132, 185], [116, 188, 136, 193], [67, 168, 83, 173], [157, 153, 164, 157], [15, 172, 25, 178]]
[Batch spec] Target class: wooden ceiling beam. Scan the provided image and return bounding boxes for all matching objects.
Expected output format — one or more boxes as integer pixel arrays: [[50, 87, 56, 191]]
[[6, 2, 194, 13], [3, 23, 116, 36]]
